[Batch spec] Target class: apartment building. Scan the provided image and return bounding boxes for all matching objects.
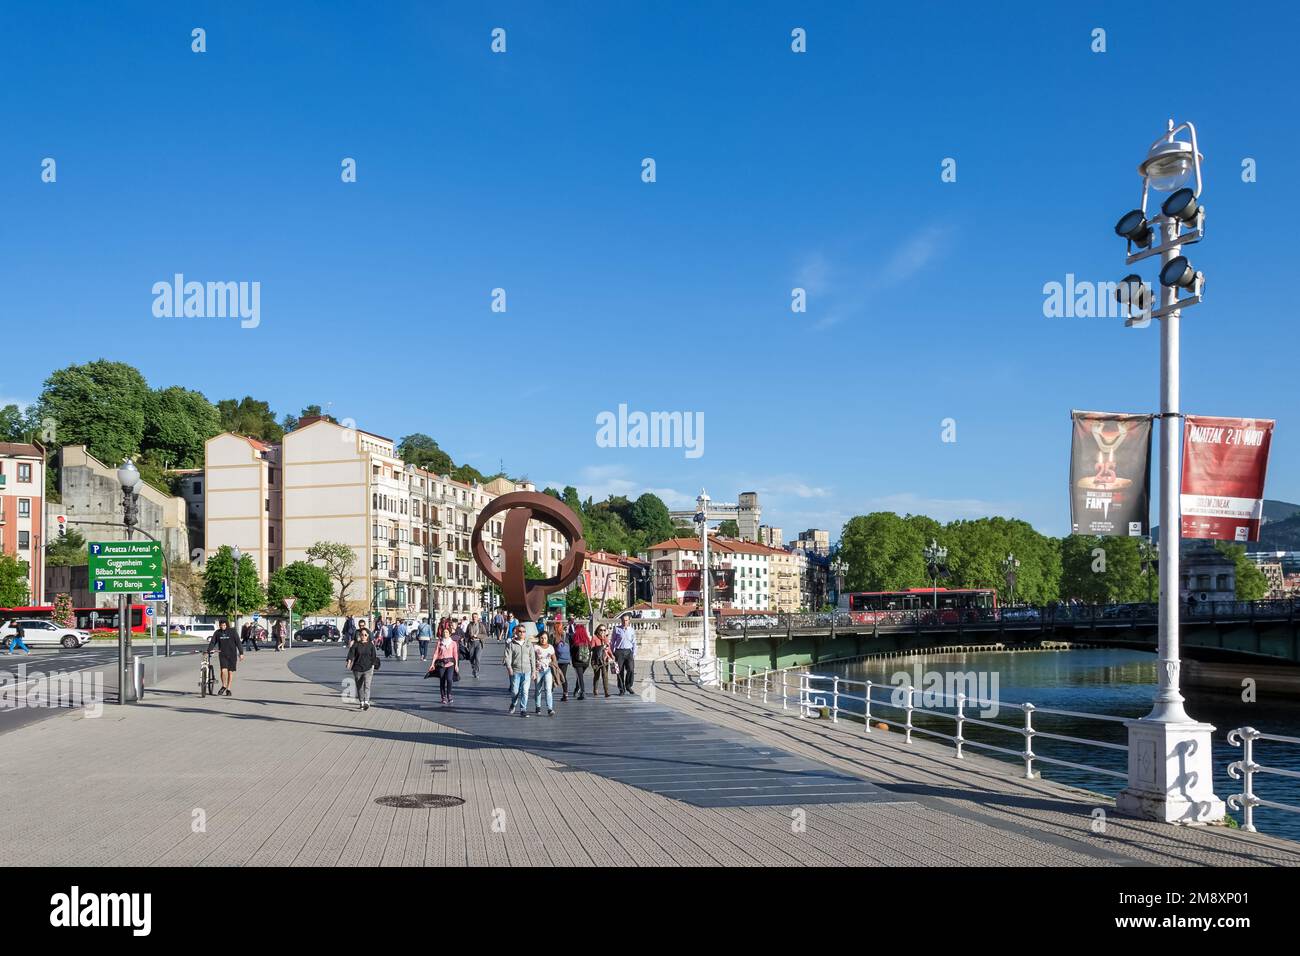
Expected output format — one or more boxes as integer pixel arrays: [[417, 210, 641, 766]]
[[0, 442, 45, 605], [764, 543, 801, 612], [646, 535, 772, 611], [791, 528, 831, 557], [204, 433, 281, 583], [583, 550, 632, 612]]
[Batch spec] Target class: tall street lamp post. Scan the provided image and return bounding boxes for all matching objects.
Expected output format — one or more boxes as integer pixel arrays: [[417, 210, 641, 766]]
[[922, 539, 947, 611], [1002, 553, 1020, 607], [116, 459, 142, 703], [1112, 120, 1223, 825]]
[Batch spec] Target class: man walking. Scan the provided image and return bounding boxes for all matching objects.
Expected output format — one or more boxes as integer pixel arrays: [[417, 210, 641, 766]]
[[417, 617, 432, 661], [611, 613, 638, 696], [393, 619, 409, 660], [379, 619, 392, 659], [208, 617, 245, 697], [343, 615, 357, 648], [463, 615, 482, 678], [504, 624, 532, 717]]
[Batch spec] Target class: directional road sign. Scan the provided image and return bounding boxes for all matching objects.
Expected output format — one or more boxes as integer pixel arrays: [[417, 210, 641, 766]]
[[88, 540, 164, 594]]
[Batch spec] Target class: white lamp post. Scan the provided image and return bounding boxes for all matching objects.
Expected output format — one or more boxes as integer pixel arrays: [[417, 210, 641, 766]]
[[116, 459, 142, 703], [1114, 120, 1224, 825]]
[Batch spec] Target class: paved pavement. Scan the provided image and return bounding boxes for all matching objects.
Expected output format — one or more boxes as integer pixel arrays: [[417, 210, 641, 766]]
[[0, 640, 1295, 866]]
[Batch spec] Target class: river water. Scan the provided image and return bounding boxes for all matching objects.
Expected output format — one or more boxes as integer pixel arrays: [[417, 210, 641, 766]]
[[822, 648, 1300, 842]]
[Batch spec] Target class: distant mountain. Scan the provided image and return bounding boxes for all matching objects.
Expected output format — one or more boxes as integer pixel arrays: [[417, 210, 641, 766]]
[[1152, 499, 1300, 549]]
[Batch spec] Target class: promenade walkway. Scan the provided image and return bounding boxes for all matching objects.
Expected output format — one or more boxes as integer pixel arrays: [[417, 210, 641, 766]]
[[0, 640, 1295, 866]]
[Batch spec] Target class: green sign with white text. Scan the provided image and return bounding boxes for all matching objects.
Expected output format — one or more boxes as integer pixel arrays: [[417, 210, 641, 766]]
[[88, 540, 164, 594]]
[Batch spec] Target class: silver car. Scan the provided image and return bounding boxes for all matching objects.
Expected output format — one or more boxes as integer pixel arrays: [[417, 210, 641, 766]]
[[0, 619, 92, 648]]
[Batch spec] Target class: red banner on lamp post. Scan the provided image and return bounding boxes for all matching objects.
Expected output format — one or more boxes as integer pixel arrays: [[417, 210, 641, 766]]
[[1180, 415, 1275, 541]]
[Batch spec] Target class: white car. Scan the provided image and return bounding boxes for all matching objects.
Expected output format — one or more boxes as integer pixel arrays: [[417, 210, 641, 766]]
[[0, 619, 92, 648]]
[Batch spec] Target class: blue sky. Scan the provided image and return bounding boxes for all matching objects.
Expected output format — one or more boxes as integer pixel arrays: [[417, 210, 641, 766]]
[[2, 1, 1296, 540]]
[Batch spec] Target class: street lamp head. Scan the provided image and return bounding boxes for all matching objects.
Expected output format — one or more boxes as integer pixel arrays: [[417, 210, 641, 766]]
[[232, 546, 242, 562], [117, 459, 140, 492], [1159, 254, 1198, 289], [1139, 137, 1198, 193], [1114, 209, 1152, 248], [1160, 187, 1200, 224]]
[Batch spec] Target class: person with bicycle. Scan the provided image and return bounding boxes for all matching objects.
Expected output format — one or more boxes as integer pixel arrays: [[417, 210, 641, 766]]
[[207, 618, 245, 697]]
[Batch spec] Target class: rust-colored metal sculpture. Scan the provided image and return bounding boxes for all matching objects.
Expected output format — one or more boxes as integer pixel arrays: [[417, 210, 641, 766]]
[[472, 491, 587, 621]]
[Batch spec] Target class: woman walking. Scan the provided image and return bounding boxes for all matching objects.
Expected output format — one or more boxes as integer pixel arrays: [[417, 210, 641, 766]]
[[589, 624, 611, 698], [570, 620, 591, 699], [346, 627, 378, 710], [553, 625, 571, 702], [533, 630, 557, 716], [428, 627, 460, 705]]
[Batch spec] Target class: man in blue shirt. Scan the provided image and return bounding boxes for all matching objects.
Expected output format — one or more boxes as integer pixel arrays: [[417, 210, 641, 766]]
[[610, 613, 638, 696]]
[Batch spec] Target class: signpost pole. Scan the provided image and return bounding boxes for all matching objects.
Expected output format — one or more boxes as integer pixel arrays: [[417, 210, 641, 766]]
[[150, 603, 157, 685]]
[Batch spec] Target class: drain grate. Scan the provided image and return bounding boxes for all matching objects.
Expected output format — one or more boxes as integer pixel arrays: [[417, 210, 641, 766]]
[[375, 794, 465, 809]]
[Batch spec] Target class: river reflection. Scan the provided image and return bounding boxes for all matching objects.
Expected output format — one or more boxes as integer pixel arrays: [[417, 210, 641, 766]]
[[824, 649, 1300, 842]]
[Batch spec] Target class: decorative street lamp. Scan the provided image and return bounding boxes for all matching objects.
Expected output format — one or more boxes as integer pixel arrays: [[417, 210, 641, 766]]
[[922, 539, 948, 610], [1112, 120, 1223, 825], [1002, 553, 1020, 606], [116, 459, 142, 703]]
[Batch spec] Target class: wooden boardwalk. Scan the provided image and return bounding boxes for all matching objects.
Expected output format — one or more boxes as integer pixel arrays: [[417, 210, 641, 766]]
[[0, 641, 1295, 866]]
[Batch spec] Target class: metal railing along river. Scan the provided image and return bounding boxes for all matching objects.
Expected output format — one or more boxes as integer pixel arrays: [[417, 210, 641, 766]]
[[673, 654, 1300, 837]]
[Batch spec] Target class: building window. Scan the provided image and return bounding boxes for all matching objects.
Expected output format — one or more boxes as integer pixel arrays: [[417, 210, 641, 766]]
[[269, 527, 276, 544], [193, 480, 202, 495], [269, 467, 277, 485], [18, 463, 32, 483], [265, 498, 270, 513], [18, 531, 29, 549], [18, 499, 30, 518]]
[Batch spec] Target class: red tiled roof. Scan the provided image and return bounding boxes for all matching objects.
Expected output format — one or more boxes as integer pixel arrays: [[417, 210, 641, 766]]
[[0, 442, 43, 458]]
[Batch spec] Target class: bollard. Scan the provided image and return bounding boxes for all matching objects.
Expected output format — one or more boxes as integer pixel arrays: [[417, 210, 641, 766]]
[[905, 685, 914, 744], [1022, 703, 1036, 779], [863, 680, 873, 733], [954, 692, 965, 759]]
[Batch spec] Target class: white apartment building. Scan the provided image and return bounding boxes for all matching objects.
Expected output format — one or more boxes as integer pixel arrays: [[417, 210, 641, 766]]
[[204, 417, 573, 621], [646, 535, 772, 611]]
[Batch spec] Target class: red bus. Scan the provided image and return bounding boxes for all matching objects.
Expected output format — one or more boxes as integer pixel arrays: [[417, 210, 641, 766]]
[[0, 605, 148, 634], [846, 588, 998, 624]]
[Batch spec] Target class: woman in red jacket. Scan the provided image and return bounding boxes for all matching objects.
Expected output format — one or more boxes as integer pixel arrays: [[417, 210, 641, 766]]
[[570, 621, 592, 700]]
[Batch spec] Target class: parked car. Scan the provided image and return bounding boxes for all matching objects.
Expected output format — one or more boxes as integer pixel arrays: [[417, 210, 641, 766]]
[[187, 622, 218, 637], [294, 623, 341, 642], [0, 619, 92, 648]]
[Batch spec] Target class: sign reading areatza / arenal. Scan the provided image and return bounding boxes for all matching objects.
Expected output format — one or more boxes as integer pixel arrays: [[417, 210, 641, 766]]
[[88, 541, 164, 594]]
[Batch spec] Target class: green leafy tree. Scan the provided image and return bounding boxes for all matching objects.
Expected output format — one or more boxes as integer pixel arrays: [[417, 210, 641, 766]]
[[0, 404, 29, 442], [1216, 543, 1270, 600], [46, 527, 88, 568], [267, 561, 334, 615], [35, 360, 150, 465], [524, 561, 544, 581], [562, 486, 582, 515], [0, 554, 32, 607], [717, 519, 740, 537], [216, 397, 284, 442], [142, 386, 221, 468], [839, 513, 935, 591], [1060, 535, 1145, 603], [603, 598, 624, 617], [52, 593, 75, 628], [305, 541, 359, 614], [397, 433, 453, 474], [201, 545, 266, 616], [566, 587, 590, 617]]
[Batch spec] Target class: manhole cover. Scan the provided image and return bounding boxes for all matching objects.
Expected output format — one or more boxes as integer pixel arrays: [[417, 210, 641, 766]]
[[374, 794, 465, 809]]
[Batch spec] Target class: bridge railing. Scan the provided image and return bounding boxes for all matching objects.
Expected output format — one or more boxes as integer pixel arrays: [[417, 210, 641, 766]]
[[714, 660, 1130, 788], [710, 599, 1297, 636], [1226, 727, 1300, 833]]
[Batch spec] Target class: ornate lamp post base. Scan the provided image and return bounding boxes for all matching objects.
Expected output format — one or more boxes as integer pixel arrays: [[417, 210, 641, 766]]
[[1117, 718, 1225, 824]]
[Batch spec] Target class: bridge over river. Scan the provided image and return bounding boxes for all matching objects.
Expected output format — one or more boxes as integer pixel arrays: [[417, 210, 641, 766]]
[[707, 600, 1300, 673]]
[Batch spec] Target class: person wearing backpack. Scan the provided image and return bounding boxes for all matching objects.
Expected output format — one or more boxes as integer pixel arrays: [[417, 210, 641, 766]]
[[570, 621, 591, 700]]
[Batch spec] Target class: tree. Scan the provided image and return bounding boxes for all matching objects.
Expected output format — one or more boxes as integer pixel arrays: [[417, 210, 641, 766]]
[[397, 433, 453, 474], [1216, 543, 1270, 600], [45, 528, 88, 568], [201, 545, 267, 616], [839, 513, 935, 591], [216, 397, 284, 442], [1060, 535, 1144, 603], [281, 404, 335, 432], [566, 587, 590, 617], [524, 561, 544, 581], [603, 598, 624, 617], [142, 386, 221, 468], [0, 404, 28, 442], [717, 519, 740, 537], [52, 593, 74, 628], [35, 360, 151, 465], [562, 486, 582, 515], [0, 554, 31, 607], [306, 541, 359, 614], [267, 561, 334, 615]]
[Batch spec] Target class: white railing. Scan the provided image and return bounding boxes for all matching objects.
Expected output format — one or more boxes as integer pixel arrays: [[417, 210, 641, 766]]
[[1227, 727, 1300, 833], [711, 660, 1129, 787]]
